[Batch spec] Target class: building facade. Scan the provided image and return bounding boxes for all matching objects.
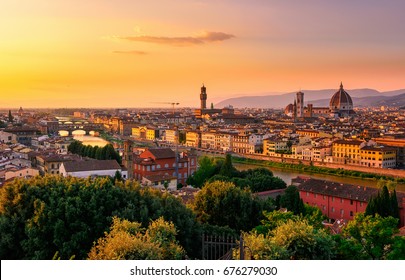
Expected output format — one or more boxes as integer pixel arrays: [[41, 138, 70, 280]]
[[133, 148, 197, 186], [293, 177, 405, 227]]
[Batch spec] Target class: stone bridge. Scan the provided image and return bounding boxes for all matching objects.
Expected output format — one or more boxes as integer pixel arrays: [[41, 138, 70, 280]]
[[58, 123, 104, 135]]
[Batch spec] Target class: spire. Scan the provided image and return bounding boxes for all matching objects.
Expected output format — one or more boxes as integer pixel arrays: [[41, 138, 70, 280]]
[[340, 82, 343, 89]]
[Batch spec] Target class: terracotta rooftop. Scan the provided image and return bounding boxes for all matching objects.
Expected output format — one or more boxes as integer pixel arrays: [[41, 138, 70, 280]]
[[293, 177, 405, 206], [144, 148, 175, 159], [62, 160, 121, 173]]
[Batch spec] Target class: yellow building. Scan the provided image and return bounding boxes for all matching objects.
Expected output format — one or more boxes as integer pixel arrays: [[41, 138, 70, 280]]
[[332, 139, 365, 165], [186, 131, 201, 148], [360, 146, 396, 168], [132, 126, 147, 139], [146, 127, 159, 141], [201, 131, 216, 149], [263, 138, 289, 156]]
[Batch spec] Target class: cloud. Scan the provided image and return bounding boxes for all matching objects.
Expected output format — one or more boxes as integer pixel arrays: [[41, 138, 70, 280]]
[[117, 31, 235, 46], [113, 50, 148, 55]]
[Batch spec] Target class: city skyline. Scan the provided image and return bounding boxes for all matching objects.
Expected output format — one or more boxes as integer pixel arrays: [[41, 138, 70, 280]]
[[1, 0, 405, 108]]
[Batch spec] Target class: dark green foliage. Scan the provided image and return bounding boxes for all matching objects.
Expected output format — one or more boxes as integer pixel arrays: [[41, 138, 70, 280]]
[[279, 185, 305, 215], [186, 156, 221, 188], [245, 211, 335, 260], [337, 213, 400, 260], [193, 181, 273, 232], [386, 237, 405, 260], [365, 186, 399, 222], [187, 156, 286, 193], [0, 176, 200, 259], [218, 154, 238, 178], [68, 141, 121, 164], [113, 170, 123, 182], [238, 168, 286, 192], [200, 223, 238, 239], [207, 174, 232, 183]]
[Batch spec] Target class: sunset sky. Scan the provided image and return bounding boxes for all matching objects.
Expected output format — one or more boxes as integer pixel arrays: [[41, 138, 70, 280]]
[[1, 0, 405, 108]]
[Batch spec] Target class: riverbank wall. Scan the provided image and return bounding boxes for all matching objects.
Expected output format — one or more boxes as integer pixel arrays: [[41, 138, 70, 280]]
[[235, 153, 405, 179]]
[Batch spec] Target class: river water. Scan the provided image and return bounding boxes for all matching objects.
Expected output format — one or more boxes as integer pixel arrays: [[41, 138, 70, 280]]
[[73, 135, 109, 147], [234, 163, 405, 192]]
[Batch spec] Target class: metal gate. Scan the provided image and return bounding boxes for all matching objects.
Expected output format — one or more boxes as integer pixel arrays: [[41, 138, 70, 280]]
[[201, 234, 239, 260]]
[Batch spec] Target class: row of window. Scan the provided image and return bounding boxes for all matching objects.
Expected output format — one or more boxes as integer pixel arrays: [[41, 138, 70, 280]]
[[136, 162, 188, 171], [306, 192, 364, 207]]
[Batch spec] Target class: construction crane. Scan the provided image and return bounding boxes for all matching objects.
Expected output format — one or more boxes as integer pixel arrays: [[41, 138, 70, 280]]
[[151, 102, 180, 115]]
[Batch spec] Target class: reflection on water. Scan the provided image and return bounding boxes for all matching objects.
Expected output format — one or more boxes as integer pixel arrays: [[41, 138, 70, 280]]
[[73, 135, 109, 147], [234, 163, 405, 192]]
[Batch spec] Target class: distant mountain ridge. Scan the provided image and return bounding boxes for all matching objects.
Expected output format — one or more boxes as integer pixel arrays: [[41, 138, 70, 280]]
[[215, 88, 405, 109]]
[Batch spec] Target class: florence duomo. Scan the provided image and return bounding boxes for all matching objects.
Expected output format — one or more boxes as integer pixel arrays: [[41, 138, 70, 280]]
[[285, 83, 356, 119]]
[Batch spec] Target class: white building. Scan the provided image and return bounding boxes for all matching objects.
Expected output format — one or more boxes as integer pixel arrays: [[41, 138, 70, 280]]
[[60, 160, 127, 179], [201, 131, 216, 149]]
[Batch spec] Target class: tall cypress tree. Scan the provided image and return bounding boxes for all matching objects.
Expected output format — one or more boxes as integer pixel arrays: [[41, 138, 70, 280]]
[[365, 185, 399, 221], [390, 190, 400, 221]]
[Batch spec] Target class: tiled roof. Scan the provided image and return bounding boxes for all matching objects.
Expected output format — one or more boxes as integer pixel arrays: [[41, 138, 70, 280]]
[[294, 177, 405, 205], [63, 160, 121, 173], [333, 139, 364, 145], [145, 148, 175, 159]]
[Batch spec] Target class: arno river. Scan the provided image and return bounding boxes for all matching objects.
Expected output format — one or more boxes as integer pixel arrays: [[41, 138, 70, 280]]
[[233, 163, 405, 192]]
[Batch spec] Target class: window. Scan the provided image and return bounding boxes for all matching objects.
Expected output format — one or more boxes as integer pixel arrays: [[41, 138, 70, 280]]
[[350, 200, 353, 205], [164, 163, 169, 168], [360, 202, 363, 207], [350, 211, 353, 217], [331, 207, 335, 213], [340, 209, 344, 216], [314, 193, 317, 198], [157, 164, 161, 169], [332, 197, 335, 202], [323, 195, 326, 200], [147, 166, 150, 171], [306, 192, 309, 197], [340, 198, 343, 203], [152, 166, 155, 171]]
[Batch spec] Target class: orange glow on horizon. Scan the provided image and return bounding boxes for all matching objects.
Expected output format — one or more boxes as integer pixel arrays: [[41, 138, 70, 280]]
[[1, 1, 404, 108]]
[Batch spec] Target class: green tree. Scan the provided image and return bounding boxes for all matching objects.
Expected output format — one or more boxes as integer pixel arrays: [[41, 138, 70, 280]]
[[218, 154, 238, 178], [339, 213, 400, 260], [239, 168, 286, 192], [365, 185, 399, 222], [0, 176, 200, 259], [186, 156, 219, 188], [270, 219, 335, 259], [193, 181, 265, 231], [238, 219, 334, 260], [279, 185, 305, 215], [88, 217, 185, 260]]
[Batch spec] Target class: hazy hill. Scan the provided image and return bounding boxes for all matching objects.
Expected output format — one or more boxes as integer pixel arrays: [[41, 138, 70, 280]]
[[215, 88, 405, 109], [309, 93, 405, 108]]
